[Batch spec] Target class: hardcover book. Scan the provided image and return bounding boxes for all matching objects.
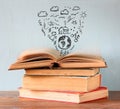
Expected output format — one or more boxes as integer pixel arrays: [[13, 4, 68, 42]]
[[9, 48, 107, 70], [25, 68, 99, 76], [22, 73, 101, 92], [19, 87, 108, 103]]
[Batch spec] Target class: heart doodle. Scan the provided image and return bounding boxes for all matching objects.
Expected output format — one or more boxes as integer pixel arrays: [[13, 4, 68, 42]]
[[38, 6, 87, 55]]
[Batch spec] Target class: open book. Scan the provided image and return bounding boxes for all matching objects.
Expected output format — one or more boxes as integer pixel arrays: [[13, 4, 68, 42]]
[[9, 48, 107, 70]]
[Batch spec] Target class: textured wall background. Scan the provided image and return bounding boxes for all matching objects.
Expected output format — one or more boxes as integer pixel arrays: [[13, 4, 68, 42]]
[[0, 0, 120, 90]]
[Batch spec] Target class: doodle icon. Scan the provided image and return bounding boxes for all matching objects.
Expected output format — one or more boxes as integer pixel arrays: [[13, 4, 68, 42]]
[[58, 36, 71, 50], [60, 9, 69, 15], [58, 26, 69, 34], [38, 6, 87, 55], [38, 11, 48, 17], [50, 6, 59, 12], [72, 6, 80, 11], [80, 11, 87, 19]]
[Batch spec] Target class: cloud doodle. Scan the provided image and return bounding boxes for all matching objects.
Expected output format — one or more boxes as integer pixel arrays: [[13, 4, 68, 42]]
[[38, 6, 87, 55], [72, 6, 80, 11], [50, 6, 59, 12], [60, 9, 69, 15], [38, 11, 48, 17]]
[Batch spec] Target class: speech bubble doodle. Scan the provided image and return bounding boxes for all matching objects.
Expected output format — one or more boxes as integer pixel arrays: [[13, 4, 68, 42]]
[[38, 6, 87, 55]]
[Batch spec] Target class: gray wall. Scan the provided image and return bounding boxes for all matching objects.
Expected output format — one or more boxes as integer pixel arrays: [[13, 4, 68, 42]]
[[0, 0, 120, 90]]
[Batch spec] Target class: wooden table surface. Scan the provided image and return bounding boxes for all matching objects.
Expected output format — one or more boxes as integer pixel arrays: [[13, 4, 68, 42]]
[[0, 91, 120, 109]]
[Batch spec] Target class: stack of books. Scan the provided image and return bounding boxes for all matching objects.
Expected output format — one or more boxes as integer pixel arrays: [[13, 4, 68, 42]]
[[9, 48, 108, 103]]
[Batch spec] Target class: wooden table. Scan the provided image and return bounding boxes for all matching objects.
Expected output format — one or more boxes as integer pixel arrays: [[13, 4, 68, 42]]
[[0, 91, 120, 109]]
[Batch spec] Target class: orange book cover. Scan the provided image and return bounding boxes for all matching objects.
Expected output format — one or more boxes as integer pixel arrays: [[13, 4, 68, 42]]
[[22, 73, 101, 92], [19, 87, 108, 103]]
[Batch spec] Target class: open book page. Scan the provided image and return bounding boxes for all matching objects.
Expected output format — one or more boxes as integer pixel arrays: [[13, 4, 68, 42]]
[[58, 53, 105, 63], [57, 52, 107, 68], [9, 48, 107, 70], [17, 48, 61, 63]]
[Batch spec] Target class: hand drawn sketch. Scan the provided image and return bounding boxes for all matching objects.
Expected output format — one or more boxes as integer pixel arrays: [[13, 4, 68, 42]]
[[38, 6, 87, 55], [60, 9, 69, 15], [50, 6, 59, 12]]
